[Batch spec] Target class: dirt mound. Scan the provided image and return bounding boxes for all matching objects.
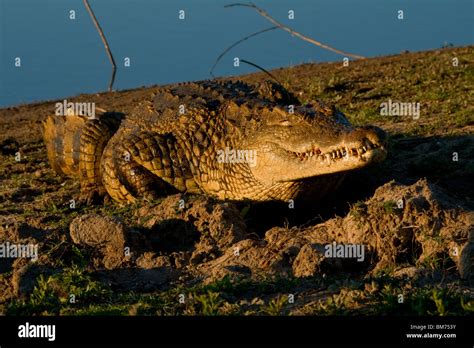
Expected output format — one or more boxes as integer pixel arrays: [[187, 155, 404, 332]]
[[69, 214, 132, 270], [135, 194, 247, 265], [65, 179, 471, 288], [196, 179, 472, 283], [64, 195, 248, 289]]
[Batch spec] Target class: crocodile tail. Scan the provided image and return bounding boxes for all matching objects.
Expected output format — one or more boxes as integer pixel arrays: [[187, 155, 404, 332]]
[[43, 111, 124, 179], [78, 112, 124, 194], [43, 114, 88, 177]]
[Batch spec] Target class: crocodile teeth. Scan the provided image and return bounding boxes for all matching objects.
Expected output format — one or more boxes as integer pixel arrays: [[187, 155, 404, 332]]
[[364, 139, 374, 150], [288, 146, 323, 160], [289, 142, 380, 162]]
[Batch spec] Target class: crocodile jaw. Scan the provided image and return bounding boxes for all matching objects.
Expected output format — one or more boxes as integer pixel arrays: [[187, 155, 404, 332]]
[[249, 127, 387, 186]]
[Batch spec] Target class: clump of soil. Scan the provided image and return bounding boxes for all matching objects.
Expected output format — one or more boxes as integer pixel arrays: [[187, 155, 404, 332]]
[[135, 194, 247, 265], [60, 179, 472, 288], [194, 180, 471, 283], [69, 214, 131, 270]]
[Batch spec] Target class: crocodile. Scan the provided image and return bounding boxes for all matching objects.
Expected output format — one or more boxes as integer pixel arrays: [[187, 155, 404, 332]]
[[43, 80, 387, 204]]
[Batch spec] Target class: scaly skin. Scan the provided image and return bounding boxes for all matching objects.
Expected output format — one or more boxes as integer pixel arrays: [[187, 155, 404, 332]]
[[43, 80, 387, 204]]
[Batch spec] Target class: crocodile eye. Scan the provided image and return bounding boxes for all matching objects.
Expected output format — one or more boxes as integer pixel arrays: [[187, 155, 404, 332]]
[[280, 120, 291, 126]]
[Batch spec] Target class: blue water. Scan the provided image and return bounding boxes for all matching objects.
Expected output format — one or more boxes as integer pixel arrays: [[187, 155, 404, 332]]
[[0, 0, 473, 107]]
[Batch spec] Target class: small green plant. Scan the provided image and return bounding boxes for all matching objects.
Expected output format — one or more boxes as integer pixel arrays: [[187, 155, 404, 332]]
[[460, 297, 474, 312], [29, 274, 60, 309], [69, 245, 89, 267], [379, 284, 400, 310], [261, 295, 287, 315], [7, 265, 111, 315], [317, 293, 350, 315], [350, 201, 367, 219], [417, 253, 451, 270], [382, 201, 398, 214], [431, 289, 448, 316], [194, 291, 224, 315]]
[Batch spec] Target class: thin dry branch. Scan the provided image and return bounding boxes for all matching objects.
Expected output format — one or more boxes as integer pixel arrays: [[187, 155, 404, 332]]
[[210, 26, 278, 76], [240, 59, 282, 84], [83, 0, 117, 91], [225, 2, 365, 60]]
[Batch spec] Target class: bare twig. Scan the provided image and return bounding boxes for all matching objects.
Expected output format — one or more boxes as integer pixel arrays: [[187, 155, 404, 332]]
[[225, 2, 366, 60], [83, 0, 116, 91], [239, 59, 282, 85], [210, 26, 278, 77]]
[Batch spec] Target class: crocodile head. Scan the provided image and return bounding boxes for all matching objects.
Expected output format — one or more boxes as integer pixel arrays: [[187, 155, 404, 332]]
[[243, 102, 387, 186]]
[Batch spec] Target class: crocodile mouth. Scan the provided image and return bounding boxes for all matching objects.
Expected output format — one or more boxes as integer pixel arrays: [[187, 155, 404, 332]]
[[249, 126, 387, 185], [285, 138, 386, 164]]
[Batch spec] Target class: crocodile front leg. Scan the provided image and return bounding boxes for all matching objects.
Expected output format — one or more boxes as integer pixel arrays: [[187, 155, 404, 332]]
[[101, 130, 199, 204]]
